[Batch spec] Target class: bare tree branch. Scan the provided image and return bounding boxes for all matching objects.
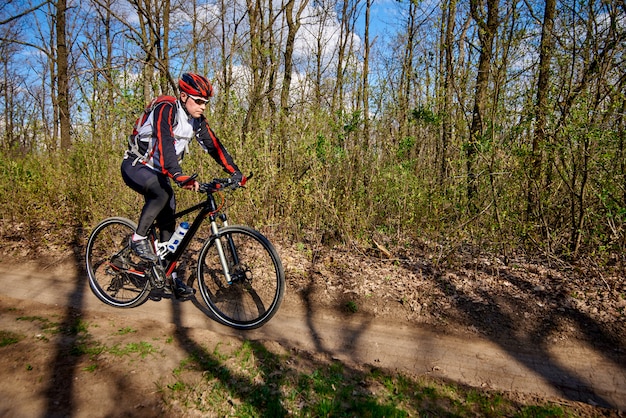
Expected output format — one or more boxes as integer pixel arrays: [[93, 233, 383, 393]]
[[0, 1, 49, 25]]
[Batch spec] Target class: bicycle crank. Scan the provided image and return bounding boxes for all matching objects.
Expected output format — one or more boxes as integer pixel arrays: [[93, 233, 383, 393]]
[[149, 264, 167, 289]]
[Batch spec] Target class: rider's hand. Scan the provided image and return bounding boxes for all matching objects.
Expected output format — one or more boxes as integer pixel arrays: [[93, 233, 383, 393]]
[[184, 181, 200, 191], [230, 171, 247, 187], [174, 174, 200, 191]]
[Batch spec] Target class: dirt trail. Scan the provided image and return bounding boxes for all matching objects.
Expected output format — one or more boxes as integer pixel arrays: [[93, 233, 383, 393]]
[[0, 259, 625, 416]]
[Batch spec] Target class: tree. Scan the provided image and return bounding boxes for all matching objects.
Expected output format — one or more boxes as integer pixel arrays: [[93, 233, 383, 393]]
[[527, 0, 556, 221], [0, 20, 19, 150], [331, 0, 359, 114], [359, 0, 372, 149], [466, 0, 499, 211], [242, 0, 274, 137], [128, 0, 176, 98], [278, 0, 310, 166], [281, 0, 309, 115], [551, 0, 626, 255], [440, 0, 457, 181]]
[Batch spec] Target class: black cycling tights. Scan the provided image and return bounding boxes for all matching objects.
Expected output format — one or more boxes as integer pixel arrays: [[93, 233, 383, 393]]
[[121, 158, 176, 241]]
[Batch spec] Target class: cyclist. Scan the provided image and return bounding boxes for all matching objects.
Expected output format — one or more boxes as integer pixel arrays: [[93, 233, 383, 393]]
[[121, 72, 245, 298]]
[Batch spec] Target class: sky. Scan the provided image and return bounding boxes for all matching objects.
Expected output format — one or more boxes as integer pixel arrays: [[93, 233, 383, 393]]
[[0, 0, 413, 105]]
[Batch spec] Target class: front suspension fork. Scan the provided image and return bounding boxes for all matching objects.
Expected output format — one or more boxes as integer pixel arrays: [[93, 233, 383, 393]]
[[211, 219, 232, 284], [211, 213, 242, 284]]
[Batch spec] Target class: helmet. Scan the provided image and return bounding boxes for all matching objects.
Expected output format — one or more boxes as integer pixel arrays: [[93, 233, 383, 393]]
[[178, 73, 213, 98]]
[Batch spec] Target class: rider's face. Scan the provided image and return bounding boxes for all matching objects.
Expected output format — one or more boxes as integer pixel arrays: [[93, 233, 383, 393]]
[[182, 93, 208, 118]]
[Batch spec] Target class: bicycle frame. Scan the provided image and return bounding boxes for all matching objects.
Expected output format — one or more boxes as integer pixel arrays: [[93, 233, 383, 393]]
[[152, 190, 237, 283]]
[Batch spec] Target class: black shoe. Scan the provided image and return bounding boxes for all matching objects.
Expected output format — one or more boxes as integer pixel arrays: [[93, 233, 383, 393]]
[[171, 278, 195, 299], [130, 238, 158, 262]]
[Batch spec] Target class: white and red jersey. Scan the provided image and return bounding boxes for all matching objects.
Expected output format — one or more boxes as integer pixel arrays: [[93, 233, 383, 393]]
[[126, 98, 239, 178]]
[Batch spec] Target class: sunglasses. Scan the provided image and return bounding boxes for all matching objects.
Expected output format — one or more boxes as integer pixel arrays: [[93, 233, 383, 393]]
[[188, 94, 209, 105]]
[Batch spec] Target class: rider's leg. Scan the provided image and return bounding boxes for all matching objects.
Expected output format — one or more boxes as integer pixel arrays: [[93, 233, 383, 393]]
[[155, 196, 176, 243], [121, 160, 172, 261]]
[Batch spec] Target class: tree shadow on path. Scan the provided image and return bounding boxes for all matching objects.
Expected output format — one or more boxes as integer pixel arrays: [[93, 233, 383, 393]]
[[418, 257, 626, 409], [42, 226, 88, 417]]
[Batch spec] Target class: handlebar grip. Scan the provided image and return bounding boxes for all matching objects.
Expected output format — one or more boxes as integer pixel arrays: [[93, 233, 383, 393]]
[[178, 173, 198, 186]]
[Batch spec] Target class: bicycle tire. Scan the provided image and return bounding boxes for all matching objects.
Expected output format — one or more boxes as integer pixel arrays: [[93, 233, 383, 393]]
[[196, 225, 285, 330], [85, 217, 152, 308]]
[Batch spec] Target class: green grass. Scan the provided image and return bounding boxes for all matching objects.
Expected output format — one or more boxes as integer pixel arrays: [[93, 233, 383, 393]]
[[154, 341, 579, 417], [0, 330, 22, 347], [346, 300, 359, 313], [108, 341, 158, 358], [515, 405, 567, 417], [22, 315, 161, 361], [2, 310, 588, 416], [116, 327, 137, 335], [17, 316, 61, 334], [82, 364, 98, 372]]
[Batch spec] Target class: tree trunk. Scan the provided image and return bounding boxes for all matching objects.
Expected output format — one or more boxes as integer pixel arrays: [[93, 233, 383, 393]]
[[56, 0, 71, 150], [332, 0, 358, 115], [399, 0, 416, 142], [527, 0, 556, 219], [361, 0, 371, 150], [131, 0, 174, 98], [279, 0, 309, 166], [281, 0, 309, 114], [2, 59, 15, 150], [466, 0, 498, 211], [441, 0, 457, 182], [160, 0, 171, 94], [242, 0, 269, 138]]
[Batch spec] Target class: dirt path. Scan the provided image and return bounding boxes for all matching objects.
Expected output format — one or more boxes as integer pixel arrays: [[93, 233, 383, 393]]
[[0, 257, 624, 417]]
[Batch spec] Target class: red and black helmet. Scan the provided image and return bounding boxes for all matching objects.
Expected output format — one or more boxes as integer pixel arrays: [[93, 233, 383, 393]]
[[179, 73, 213, 98]]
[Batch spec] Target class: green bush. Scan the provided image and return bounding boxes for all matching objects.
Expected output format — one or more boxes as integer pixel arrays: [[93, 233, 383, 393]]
[[2, 104, 626, 262]]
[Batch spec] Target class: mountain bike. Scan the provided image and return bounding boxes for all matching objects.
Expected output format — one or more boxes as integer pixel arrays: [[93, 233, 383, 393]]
[[85, 175, 285, 330]]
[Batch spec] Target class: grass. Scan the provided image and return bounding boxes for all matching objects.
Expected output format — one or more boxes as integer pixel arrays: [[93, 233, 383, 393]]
[[0, 330, 22, 347], [107, 341, 159, 358], [15, 314, 159, 361], [345, 300, 359, 313], [155, 340, 574, 417], [16, 316, 61, 334], [1, 309, 590, 417], [116, 327, 137, 335]]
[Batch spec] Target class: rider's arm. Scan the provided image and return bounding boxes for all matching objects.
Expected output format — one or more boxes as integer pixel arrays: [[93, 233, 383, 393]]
[[196, 117, 240, 175]]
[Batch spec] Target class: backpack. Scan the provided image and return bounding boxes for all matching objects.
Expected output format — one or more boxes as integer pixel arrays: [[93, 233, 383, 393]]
[[127, 95, 177, 164]]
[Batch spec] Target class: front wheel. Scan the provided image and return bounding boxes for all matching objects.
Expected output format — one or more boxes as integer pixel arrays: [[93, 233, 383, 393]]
[[196, 225, 285, 330], [85, 217, 151, 308]]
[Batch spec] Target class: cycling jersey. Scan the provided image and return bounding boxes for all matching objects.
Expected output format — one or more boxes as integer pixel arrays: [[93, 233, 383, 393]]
[[125, 98, 239, 177]]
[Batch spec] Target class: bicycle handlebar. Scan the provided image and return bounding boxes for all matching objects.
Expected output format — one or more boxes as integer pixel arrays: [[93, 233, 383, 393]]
[[198, 172, 253, 194], [177, 173, 198, 187]]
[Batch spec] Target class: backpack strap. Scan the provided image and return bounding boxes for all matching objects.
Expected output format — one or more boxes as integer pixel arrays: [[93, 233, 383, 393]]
[[126, 96, 177, 166]]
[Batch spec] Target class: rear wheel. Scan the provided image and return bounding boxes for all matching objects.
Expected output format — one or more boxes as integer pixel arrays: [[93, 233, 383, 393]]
[[196, 225, 284, 330], [85, 217, 151, 308]]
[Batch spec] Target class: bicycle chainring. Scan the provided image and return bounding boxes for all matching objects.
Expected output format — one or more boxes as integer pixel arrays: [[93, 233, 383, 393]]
[[149, 264, 167, 289]]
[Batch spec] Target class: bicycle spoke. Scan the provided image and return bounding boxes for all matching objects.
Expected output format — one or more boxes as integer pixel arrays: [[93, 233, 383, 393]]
[[86, 218, 152, 308], [197, 226, 284, 329]]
